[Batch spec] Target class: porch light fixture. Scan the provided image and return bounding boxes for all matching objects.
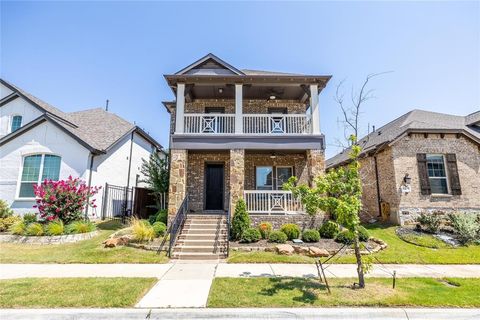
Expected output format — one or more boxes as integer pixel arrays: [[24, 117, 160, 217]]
[[403, 173, 411, 185], [218, 88, 223, 93], [270, 153, 276, 159], [269, 95, 276, 100]]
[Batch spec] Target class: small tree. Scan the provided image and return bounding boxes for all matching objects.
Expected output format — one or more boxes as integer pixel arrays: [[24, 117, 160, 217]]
[[33, 176, 100, 223], [284, 137, 367, 288], [140, 152, 169, 209], [231, 198, 250, 241]]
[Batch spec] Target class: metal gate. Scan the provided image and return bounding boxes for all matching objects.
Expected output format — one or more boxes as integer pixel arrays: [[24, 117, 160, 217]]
[[101, 183, 134, 222]]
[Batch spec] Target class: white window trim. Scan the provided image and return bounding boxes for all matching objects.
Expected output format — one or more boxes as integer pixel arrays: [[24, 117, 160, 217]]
[[256, 166, 274, 190], [8, 114, 22, 133], [15, 153, 62, 200], [275, 166, 294, 190], [426, 153, 450, 195]]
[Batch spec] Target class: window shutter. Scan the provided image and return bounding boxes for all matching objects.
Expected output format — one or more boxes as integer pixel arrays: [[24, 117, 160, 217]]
[[446, 153, 462, 195], [417, 153, 431, 195]]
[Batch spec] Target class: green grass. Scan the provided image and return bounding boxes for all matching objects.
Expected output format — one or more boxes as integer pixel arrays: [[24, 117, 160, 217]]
[[397, 231, 451, 249], [227, 224, 480, 264], [208, 277, 480, 307], [0, 220, 169, 263], [0, 277, 157, 308]]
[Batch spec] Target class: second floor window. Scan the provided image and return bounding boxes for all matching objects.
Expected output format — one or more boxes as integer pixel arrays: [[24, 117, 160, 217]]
[[11, 115, 22, 132], [18, 154, 61, 198], [426, 154, 448, 194]]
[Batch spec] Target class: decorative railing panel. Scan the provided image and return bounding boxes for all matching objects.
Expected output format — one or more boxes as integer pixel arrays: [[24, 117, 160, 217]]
[[184, 114, 235, 134], [243, 114, 311, 134], [244, 190, 304, 215]]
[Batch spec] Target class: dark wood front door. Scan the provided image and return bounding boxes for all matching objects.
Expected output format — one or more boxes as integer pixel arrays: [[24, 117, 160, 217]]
[[205, 164, 224, 210]]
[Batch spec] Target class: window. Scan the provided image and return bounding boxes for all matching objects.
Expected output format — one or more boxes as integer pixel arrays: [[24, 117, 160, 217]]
[[18, 154, 61, 198], [426, 154, 448, 194], [256, 166, 273, 190], [11, 115, 22, 132], [276, 166, 293, 190]]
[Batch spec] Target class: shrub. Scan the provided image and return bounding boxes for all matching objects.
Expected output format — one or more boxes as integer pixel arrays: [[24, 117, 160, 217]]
[[280, 223, 301, 240], [417, 213, 441, 233], [33, 176, 100, 223], [0, 216, 21, 232], [0, 200, 13, 218], [302, 229, 320, 242], [335, 230, 355, 244], [268, 230, 288, 243], [258, 222, 273, 239], [25, 222, 44, 236], [23, 213, 37, 225], [9, 220, 26, 235], [319, 220, 340, 239], [131, 218, 155, 242], [66, 221, 96, 234], [358, 226, 370, 242], [149, 209, 168, 225], [241, 227, 261, 243], [448, 212, 480, 245], [231, 199, 250, 241], [45, 220, 64, 236], [152, 221, 167, 237]]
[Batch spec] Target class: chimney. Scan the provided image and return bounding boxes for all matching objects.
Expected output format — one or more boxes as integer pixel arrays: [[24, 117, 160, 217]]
[[372, 125, 376, 132], [105, 99, 109, 111]]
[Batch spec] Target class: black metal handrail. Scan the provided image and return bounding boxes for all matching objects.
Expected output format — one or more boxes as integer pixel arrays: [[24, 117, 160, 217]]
[[167, 196, 188, 257]]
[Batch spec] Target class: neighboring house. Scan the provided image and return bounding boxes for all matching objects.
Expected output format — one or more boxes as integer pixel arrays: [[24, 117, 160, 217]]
[[327, 109, 480, 225], [0, 79, 165, 217], [164, 53, 330, 228]]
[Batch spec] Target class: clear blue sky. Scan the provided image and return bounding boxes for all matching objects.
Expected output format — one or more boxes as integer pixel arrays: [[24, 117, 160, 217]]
[[1, 1, 479, 158]]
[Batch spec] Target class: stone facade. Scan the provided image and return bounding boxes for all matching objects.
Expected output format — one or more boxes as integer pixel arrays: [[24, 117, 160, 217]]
[[250, 214, 327, 230], [307, 149, 326, 186], [186, 150, 230, 213], [168, 149, 188, 218], [229, 149, 245, 214], [358, 133, 480, 224]]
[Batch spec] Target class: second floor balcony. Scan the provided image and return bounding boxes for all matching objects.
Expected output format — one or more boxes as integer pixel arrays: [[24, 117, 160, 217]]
[[183, 113, 312, 135]]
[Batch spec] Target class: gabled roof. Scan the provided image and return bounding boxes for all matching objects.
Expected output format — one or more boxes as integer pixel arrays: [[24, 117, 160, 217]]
[[466, 110, 480, 126], [174, 53, 245, 76], [326, 109, 480, 168], [0, 79, 164, 153]]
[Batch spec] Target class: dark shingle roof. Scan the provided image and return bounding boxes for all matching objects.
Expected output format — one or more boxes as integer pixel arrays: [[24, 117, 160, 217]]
[[241, 69, 304, 76], [1, 79, 163, 153], [327, 109, 480, 168]]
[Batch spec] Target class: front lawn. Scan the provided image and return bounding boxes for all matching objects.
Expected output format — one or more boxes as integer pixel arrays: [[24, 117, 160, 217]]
[[208, 277, 480, 307], [227, 224, 480, 264], [0, 220, 169, 263], [0, 277, 156, 308]]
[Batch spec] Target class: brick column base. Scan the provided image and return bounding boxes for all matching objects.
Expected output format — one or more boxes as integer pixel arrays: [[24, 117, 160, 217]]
[[229, 149, 245, 215], [168, 149, 187, 223], [307, 149, 325, 186]]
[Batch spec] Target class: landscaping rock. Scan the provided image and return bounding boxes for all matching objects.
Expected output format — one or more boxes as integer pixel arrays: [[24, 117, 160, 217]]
[[292, 245, 309, 254], [275, 244, 295, 255], [103, 236, 131, 248], [307, 246, 329, 257]]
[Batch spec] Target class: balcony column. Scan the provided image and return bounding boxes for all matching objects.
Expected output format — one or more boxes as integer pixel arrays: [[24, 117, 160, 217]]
[[175, 83, 185, 133], [310, 84, 320, 134], [229, 149, 245, 215], [235, 84, 243, 134]]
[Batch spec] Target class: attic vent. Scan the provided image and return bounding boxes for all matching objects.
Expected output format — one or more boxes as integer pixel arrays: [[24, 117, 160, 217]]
[[377, 130, 382, 135]]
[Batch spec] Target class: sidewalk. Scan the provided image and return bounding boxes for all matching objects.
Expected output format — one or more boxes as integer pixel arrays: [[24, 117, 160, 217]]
[[2, 262, 479, 308], [1, 308, 480, 320]]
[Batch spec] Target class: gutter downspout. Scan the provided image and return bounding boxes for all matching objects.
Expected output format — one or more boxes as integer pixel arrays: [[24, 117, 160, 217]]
[[85, 153, 95, 219], [373, 155, 382, 218], [124, 131, 135, 219]]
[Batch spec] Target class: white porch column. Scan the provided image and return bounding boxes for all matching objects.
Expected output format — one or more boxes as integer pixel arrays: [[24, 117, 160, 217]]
[[175, 83, 185, 133], [235, 84, 243, 134], [310, 84, 320, 134]]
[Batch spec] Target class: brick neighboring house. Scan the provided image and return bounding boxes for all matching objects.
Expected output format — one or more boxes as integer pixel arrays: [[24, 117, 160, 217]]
[[327, 109, 480, 225], [163, 53, 330, 237]]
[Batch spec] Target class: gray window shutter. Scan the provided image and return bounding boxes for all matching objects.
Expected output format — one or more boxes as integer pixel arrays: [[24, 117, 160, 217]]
[[417, 153, 431, 195], [446, 153, 462, 195]]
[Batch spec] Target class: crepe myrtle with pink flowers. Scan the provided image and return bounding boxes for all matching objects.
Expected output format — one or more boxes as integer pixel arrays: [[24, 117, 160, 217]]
[[33, 176, 101, 223]]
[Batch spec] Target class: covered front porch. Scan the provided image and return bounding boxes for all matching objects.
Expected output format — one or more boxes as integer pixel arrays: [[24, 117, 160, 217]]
[[168, 149, 324, 218]]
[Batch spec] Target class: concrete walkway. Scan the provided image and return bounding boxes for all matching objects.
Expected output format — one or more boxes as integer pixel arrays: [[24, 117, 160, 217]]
[[1, 308, 480, 320], [2, 262, 479, 308]]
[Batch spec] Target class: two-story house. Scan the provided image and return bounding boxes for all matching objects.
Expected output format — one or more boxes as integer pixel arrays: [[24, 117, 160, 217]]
[[163, 54, 330, 259]]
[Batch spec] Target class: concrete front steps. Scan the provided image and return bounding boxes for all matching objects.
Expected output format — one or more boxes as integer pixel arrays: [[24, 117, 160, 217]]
[[172, 214, 228, 260]]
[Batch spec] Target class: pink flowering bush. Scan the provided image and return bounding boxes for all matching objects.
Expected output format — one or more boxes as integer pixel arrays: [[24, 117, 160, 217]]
[[33, 176, 100, 223]]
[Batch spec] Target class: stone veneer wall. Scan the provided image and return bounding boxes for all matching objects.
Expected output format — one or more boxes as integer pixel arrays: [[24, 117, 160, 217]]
[[392, 133, 480, 224], [307, 149, 326, 186], [168, 149, 187, 219], [244, 152, 309, 190], [229, 149, 245, 214], [187, 151, 230, 213]]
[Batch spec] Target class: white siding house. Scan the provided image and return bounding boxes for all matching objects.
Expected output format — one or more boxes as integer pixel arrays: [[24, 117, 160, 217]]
[[0, 79, 166, 217]]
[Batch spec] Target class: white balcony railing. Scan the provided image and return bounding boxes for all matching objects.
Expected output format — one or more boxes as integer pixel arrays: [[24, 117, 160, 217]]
[[243, 114, 311, 134], [184, 113, 235, 134], [244, 190, 304, 215]]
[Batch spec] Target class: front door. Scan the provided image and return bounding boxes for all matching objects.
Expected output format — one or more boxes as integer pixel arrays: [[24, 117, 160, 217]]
[[205, 164, 224, 210]]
